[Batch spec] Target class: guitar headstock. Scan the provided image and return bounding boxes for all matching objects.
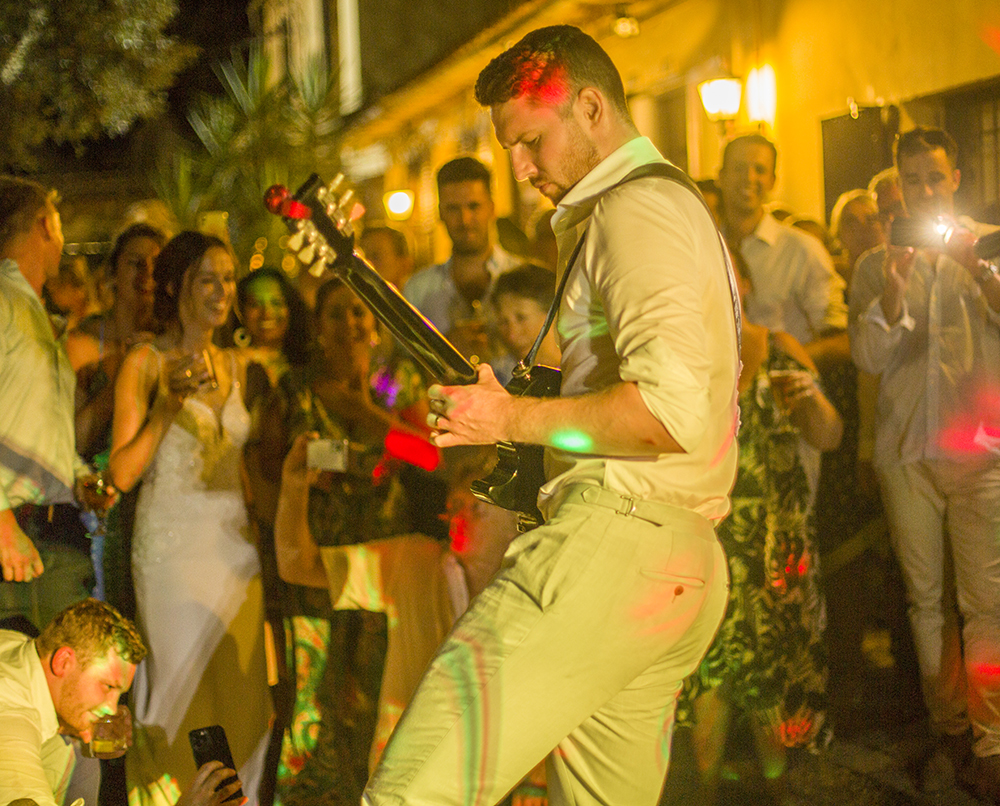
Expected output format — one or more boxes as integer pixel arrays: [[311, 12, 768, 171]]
[[264, 173, 365, 278]]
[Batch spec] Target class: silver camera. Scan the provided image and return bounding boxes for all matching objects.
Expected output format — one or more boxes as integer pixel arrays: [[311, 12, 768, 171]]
[[306, 438, 349, 472]]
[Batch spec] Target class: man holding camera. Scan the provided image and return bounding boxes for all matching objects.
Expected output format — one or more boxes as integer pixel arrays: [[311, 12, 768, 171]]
[[849, 126, 1000, 802]]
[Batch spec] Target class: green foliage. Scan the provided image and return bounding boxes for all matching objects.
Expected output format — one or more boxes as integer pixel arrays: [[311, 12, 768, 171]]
[[0, 0, 196, 170], [153, 45, 343, 267]]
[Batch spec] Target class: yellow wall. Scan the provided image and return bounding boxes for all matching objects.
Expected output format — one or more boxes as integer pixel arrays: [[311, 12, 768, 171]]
[[356, 0, 1000, 256], [742, 0, 1000, 217], [595, 0, 1000, 220]]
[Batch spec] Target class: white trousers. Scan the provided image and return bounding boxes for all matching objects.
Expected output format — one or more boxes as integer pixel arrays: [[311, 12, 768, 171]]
[[877, 458, 1000, 756], [363, 485, 729, 806]]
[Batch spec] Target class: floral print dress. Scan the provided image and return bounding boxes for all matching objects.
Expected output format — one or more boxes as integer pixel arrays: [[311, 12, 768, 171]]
[[678, 337, 828, 741], [273, 365, 409, 806]]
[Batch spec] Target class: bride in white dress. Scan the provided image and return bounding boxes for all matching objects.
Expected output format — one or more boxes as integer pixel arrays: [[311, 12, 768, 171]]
[[110, 232, 271, 806]]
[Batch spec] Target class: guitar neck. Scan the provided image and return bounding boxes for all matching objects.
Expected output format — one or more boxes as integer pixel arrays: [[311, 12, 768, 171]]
[[335, 251, 479, 386], [269, 173, 477, 386]]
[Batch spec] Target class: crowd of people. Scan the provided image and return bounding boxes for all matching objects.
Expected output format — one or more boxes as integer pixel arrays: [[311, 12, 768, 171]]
[[1, 22, 999, 806]]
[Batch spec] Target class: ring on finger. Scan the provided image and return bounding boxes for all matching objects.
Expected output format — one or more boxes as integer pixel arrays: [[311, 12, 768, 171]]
[[184, 368, 193, 379]]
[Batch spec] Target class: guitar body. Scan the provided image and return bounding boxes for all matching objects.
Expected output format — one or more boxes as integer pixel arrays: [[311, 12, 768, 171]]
[[266, 175, 560, 528], [470, 364, 561, 530]]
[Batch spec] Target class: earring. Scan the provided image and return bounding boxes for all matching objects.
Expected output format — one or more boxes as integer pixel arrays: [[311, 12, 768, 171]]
[[233, 327, 251, 348]]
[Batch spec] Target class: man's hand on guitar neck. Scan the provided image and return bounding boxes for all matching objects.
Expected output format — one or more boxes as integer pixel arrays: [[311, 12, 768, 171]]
[[428, 364, 514, 447]]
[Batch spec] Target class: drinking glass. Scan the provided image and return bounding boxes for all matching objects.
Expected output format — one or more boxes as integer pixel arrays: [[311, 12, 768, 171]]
[[90, 704, 132, 759]]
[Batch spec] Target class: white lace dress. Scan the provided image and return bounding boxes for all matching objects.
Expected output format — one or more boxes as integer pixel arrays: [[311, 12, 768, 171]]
[[127, 350, 271, 806]]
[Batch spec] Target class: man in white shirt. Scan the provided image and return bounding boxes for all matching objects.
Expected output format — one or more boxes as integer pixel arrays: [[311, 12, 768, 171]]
[[0, 598, 240, 806], [402, 157, 516, 373], [363, 25, 739, 806], [719, 134, 848, 351], [718, 135, 848, 500], [0, 176, 109, 631], [849, 126, 1000, 802]]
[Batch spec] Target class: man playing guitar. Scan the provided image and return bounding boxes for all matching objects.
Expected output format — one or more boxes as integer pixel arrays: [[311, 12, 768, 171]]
[[362, 25, 741, 806]]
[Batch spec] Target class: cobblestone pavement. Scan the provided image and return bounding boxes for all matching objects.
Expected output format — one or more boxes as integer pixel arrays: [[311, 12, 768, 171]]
[[661, 515, 993, 806]]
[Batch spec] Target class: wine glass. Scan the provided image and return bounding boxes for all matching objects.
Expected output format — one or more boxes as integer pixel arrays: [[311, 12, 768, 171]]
[[767, 350, 804, 433], [80, 471, 115, 599]]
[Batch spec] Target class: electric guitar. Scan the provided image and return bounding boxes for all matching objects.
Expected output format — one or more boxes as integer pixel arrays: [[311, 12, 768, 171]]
[[264, 173, 559, 529]]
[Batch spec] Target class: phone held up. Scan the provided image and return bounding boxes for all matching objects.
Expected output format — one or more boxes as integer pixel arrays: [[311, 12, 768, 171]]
[[889, 215, 952, 249], [306, 437, 349, 472], [189, 725, 243, 803]]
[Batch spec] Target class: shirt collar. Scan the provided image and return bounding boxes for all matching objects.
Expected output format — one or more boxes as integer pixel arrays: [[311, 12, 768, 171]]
[[748, 211, 783, 246], [553, 136, 664, 231], [1, 257, 30, 288], [443, 245, 510, 283]]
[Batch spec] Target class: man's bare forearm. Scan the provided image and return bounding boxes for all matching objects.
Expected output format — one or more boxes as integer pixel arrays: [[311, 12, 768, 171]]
[[509, 383, 682, 455], [432, 367, 684, 456]]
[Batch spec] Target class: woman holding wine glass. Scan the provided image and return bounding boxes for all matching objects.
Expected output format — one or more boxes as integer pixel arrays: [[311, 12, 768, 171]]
[[677, 247, 842, 803], [109, 231, 271, 806]]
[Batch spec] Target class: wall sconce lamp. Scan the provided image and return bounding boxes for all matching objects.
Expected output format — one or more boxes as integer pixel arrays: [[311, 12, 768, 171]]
[[383, 189, 414, 221], [698, 77, 742, 125], [613, 5, 639, 38]]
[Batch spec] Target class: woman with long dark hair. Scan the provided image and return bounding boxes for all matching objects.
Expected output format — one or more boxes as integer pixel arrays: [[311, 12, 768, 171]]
[[110, 232, 271, 806]]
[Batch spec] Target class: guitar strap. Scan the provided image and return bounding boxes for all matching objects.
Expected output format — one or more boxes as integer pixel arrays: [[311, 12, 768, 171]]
[[518, 161, 742, 372]]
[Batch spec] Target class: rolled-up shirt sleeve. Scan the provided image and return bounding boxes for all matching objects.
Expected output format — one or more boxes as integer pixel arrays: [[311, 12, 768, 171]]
[[849, 247, 915, 374], [587, 182, 714, 454]]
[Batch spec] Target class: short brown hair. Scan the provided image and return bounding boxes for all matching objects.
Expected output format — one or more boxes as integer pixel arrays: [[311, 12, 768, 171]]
[[37, 598, 146, 667], [436, 157, 492, 196], [894, 126, 958, 170], [0, 176, 59, 254], [359, 226, 408, 258], [722, 134, 778, 174], [491, 263, 556, 310], [475, 25, 630, 120]]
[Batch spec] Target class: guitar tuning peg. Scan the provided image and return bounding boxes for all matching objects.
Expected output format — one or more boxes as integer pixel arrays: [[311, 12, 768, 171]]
[[339, 189, 355, 210], [328, 174, 345, 194], [299, 243, 315, 264], [348, 202, 365, 222], [308, 258, 327, 278], [315, 243, 331, 263], [287, 229, 305, 252]]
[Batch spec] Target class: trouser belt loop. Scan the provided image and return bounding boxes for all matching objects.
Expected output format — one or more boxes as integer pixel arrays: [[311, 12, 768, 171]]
[[563, 483, 713, 533]]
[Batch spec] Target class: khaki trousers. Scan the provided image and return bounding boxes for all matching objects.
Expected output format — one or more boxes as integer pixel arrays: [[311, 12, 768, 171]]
[[877, 458, 1000, 757], [363, 485, 729, 806]]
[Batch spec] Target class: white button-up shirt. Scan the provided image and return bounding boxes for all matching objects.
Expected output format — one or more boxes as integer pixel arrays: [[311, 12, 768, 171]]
[[741, 212, 847, 344], [542, 137, 740, 521], [0, 258, 86, 512], [0, 630, 74, 806], [849, 218, 1000, 466]]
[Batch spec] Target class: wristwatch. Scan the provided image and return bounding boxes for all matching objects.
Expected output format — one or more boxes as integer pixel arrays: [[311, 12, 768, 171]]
[[977, 261, 999, 286]]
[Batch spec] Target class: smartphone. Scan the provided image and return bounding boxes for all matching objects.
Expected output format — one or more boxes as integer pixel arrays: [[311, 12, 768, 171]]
[[306, 437, 349, 472], [189, 725, 243, 803], [890, 216, 946, 249]]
